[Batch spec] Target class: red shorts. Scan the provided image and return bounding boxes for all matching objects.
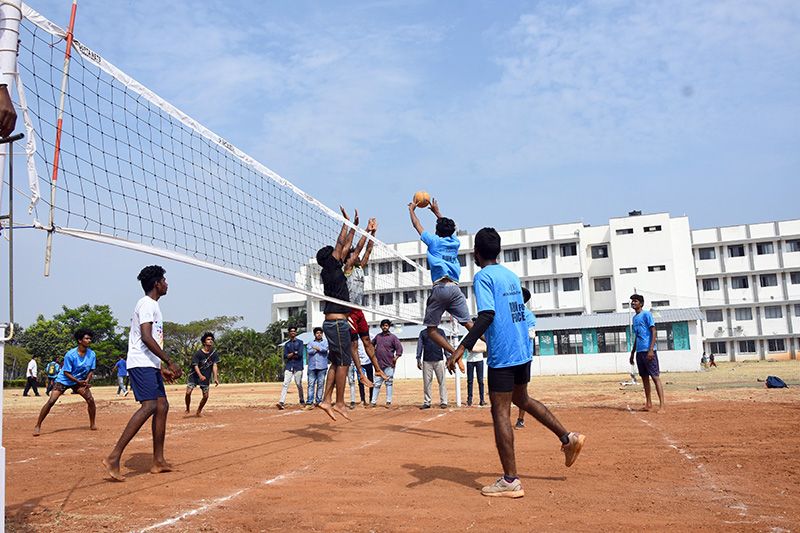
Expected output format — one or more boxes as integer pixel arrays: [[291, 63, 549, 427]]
[[348, 309, 370, 338]]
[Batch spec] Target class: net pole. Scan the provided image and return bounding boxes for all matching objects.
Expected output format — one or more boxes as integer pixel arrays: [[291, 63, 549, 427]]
[[43, 0, 77, 277]]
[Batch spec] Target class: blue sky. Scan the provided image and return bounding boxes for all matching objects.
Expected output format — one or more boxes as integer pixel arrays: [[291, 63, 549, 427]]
[[3, 0, 799, 331]]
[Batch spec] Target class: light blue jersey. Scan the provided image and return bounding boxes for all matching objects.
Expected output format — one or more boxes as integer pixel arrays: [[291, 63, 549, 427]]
[[524, 308, 536, 329], [420, 231, 461, 283], [56, 347, 97, 385], [473, 264, 531, 369], [633, 310, 656, 352]]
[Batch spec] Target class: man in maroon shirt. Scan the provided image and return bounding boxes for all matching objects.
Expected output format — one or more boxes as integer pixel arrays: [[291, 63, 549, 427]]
[[370, 320, 403, 408]]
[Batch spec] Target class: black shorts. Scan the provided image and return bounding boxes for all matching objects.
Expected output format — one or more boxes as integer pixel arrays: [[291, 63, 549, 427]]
[[488, 361, 531, 393], [323, 318, 353, 367], [53, 381, 90, 396]]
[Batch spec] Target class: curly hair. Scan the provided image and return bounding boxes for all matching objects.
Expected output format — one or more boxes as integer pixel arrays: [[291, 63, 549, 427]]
[[435, 217, 456, 238], [74, 328, 95, 342], [137, 265, 166, 292], [201, 332, 215, 343]]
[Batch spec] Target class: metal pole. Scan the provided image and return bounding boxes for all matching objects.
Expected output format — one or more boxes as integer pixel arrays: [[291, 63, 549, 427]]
[[1, 132, 23, 342], [44, 0, 78, 277]]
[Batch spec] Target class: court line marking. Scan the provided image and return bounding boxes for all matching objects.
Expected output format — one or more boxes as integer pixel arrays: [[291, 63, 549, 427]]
[[136, 411, 448, 531]]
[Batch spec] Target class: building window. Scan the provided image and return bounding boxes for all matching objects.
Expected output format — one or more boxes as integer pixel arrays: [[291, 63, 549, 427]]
[[734, 307, 753, 321], [556, 331, 584, 354], [620, 267, 638, 274], [458, 254, 467, 267], [764, 306, 783, 319], [738, 340, 756, 353], [318, 301, 326, 312], [597, 327, 628, 353], [460, 286, 469, 299], [795, 304, 800, 317], [790, 272, 800, 285], [593, 278, 611, 292], [702, 278, 720, 291], [530, 245, 548, 260], [378, 293, 394, 306], [591, 245, 608, 259], [655, 324, 677, 351], [709, 341, 726, 354], [756, 242, 774, 255], [731, 276, 749, 289], [562, 277, 580, 291], [503, 249, 520, 262], [706, 310, 723, 322], [378, 262, 393, 275], [767, 339, 786, 352], [648, 265, 666, 272], [533, 280, 550, 294], [616, 228, 634, 235], [651, 300, 670, 307], [560, 243, 577, 257], [698, 247, 716, 260], [402, 261, 415, 273], [643, 225, 662, 233], [402, 291, 417, 304], [622, 302, 630, 309], [728, 245, 745, 257], [759, 274, 778, 287], [787, 240, 800, 252]]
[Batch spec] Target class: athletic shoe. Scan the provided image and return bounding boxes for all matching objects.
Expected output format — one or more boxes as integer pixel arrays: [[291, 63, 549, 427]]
[[479, 401, 486, 406], [561, 432, 586, 467], [467, 400, 472, 407], [304, 404, 315, 411], [420, 404, 431, 410], [348, 402, 355, 410], [439, 403, 447, 409], [385, 402, 392, 408], [276, 402, 285, 410], [515, 419, 525, 429], [481, 477, 524, 498], [124, 389, 130, 397]]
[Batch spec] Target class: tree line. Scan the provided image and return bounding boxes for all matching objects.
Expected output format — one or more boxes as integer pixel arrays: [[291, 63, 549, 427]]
[[3, 304, 307, 386]]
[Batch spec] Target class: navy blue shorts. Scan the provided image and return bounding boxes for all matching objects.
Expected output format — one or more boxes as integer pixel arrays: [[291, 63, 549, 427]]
[[636, 351, 660, 378], [128, 367, 167, 402]]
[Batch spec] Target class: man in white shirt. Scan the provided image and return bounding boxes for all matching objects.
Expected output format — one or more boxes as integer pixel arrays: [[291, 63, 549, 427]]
[[23, 355, 40, 397], [103, 265, 182, 482], [0, 0, 21, 137]]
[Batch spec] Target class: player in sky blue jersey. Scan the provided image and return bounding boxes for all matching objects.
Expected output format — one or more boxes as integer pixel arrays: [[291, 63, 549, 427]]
[[449, 228, 585, 498]]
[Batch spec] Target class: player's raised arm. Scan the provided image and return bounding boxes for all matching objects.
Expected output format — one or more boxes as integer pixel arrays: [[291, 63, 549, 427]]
[[408, 202, 425, 235], [334, 207, 358, 260], [429, 197, 443, 219], [360, 218, 378, 267]]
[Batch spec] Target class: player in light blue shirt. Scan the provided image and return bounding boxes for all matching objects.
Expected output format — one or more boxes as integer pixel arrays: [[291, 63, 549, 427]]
[[408, 197, 473, 367], [629, 294, 664, 411], [450, 227, 585, 498], [34, 328, 98, 436]]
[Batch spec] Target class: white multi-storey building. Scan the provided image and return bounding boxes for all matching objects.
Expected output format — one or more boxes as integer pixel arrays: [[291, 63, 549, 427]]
[[273, 213, 800, 371], [692, 219, 800, 362]]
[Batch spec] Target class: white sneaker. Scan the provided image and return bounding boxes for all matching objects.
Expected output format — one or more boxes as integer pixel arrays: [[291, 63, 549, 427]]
[[481, 477, 524, 498]]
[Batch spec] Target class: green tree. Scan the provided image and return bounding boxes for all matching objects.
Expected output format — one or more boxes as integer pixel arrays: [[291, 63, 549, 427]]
[[216, 328, 282, 382], [17, 314, 71, 362], [163, 316, 241, 372]]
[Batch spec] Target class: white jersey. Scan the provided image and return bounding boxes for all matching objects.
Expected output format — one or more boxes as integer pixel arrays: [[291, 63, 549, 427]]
[[26, 358, 37, 378], [127, 296, 164, 369], [345, 266, 367, 306], [357, 337, 370, 366]]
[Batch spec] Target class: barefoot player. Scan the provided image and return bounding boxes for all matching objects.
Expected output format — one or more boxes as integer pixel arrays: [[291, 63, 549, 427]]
[[343, 216, 387, 384], [629, 293, 665, 411], [450, 228, 585, 498], [103, 265, 182, 481], [33, 328, 98, 436], [316, 208, 359, 421], [185, 332, 219, 417]]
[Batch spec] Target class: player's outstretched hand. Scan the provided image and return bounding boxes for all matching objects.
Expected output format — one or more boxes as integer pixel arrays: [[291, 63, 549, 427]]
[[0, 86, 17, 138], [447, 345, 465, 374], [367, 218, 377, 233], [340, 206, 350, 220], [408, 201, 417, 211], [353, 209, 359, 226]]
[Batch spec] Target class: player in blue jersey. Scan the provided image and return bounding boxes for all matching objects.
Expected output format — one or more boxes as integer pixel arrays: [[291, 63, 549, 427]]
[[449, 228, 585, 498]]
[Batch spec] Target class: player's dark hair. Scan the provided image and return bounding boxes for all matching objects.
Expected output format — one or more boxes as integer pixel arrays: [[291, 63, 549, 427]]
[[138, 265, 166, 293], [313, 327, 323, 334], [522, 287, 531, 303], [288, 326, 297, 333], [201, 332, 215, 343], [435, 217, 456, 238], [475, 227, 501, 260], [630, 293, 645, 305], [74, 328, 94, 342], [316, 245, 334, 266], [380, 319, 392, 327]]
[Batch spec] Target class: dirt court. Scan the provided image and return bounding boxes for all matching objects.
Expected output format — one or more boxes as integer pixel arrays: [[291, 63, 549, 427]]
[[4, 360, 799, 532]]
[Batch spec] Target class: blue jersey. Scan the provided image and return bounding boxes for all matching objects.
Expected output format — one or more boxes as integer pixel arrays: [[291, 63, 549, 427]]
[[420, 231, 461, 283], [633, 310, 656, 352], [524, 308, 537, 329], [56, 347, 97, 385], [473, 264, 531, 369], [115, 359, 128, 377]]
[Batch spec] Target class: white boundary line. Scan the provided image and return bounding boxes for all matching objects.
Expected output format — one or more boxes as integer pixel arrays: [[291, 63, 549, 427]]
[[134, 411, 449, 531]]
